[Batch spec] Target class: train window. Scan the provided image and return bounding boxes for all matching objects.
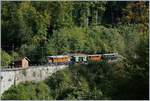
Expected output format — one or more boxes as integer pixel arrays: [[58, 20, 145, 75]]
[[0, 76, 3, 80], [8, 78, 12, 81]]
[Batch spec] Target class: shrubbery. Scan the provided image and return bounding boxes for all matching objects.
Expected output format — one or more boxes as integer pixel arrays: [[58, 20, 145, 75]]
[[1, 82, 53, 100], [1, 49, 12, 67]]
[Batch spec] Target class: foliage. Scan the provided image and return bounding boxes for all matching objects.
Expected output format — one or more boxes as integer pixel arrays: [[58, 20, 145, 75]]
[[47, 27, 88, 54], [2, 1, 50, 50], [2, 53, 149, 100], [1, 49, 12, 67], [122, 1, 149, 25], [87, 26, 125, 53], [10, 51, 20, 60], [47, 26, 125, 54], [1, 1, 149, 62], [102, 1, 127, 25], [45, 68, 90, 100], [1, 82, 53, 100], [1, 1, 149, 100]]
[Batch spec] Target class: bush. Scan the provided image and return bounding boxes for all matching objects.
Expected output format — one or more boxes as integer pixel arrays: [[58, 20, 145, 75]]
[[1, 49, 12, 67], [47, 26, 125, 54], [1, 82, 53, 100]]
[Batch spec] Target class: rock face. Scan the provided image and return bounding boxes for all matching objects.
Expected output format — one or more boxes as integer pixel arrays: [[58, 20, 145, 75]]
[[0, 65, 67, 95]]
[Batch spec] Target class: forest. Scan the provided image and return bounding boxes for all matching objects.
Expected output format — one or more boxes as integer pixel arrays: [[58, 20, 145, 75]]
[[1, 1, 149, 100]]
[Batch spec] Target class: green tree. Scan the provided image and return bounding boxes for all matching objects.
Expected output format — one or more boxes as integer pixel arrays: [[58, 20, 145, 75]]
[[49, 2, 73, 29], [2, 82, 53, 100], [47, 27, 87, 54], [1, 49, 12, 67]]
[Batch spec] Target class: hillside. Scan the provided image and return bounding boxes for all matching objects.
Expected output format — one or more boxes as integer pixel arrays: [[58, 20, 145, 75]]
[[2, 61, 149, 100], [1, 1, 149, 100]]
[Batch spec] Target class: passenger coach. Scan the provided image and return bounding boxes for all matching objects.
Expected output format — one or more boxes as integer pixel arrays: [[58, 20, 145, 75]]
[[47, 53, 119, 65], [47, 55, 70, 65], [87, 54, 102, 62]]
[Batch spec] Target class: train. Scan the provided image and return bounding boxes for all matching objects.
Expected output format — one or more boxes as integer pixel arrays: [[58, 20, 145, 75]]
[[47, 53, 120, 65]]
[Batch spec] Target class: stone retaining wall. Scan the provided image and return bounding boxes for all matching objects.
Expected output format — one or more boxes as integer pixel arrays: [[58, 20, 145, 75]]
[[0, 65, 67, 96]]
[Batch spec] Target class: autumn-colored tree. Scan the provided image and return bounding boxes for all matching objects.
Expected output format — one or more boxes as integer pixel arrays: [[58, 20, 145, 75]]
[[122, 1, 148, 31]]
